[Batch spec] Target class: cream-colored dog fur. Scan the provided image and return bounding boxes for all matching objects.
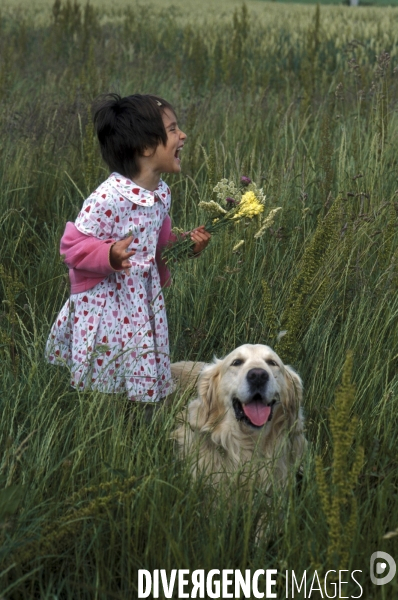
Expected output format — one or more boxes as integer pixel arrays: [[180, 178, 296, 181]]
[[171, 344, 306, 489]]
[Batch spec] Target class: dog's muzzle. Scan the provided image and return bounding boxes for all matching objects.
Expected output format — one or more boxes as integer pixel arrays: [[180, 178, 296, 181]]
[[230, 369, 279, 428]]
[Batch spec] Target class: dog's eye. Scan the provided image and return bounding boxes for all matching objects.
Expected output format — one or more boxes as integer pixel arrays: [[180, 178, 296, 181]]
[[266, 359, 278, 367], [231, 359, 243, 367]]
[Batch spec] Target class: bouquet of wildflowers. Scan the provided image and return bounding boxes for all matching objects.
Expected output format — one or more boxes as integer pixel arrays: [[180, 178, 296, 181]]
[[162, 176, 282, 263]]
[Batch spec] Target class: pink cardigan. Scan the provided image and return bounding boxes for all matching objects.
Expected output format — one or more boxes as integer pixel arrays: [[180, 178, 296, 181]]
[[61, 217, 176, 294]]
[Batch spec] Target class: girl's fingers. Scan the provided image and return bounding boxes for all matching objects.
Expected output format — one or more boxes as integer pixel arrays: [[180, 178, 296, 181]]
[[117, 236, 134, 251], [122, 235, 134, 245], [120, 254, 135, 268], [116, 245, 136, 258], [110, 238, 136, 271], [191, 232, 209, 242], [194, 228, 211, 237]]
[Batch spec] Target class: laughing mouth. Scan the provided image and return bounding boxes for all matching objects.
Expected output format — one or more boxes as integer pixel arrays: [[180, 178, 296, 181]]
[[232, 394, 279, 428]]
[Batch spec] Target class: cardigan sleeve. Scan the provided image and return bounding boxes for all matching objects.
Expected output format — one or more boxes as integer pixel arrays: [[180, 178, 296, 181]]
[[155, 215, 177, 288]]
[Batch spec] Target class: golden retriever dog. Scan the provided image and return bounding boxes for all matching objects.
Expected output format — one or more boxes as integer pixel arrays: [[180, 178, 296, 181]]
[[171, 344, 306, 490]]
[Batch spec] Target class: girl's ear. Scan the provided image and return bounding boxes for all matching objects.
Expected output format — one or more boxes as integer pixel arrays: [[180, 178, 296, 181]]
[[189, 359, 222, 430], [141, 146, 155, 158]]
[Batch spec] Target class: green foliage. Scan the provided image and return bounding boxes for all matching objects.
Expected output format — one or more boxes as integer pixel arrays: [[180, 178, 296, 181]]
[[275, 196, 342, 363], [0, 483, 25, 521], [315, 351, 364, 571], [0, 1, 397, 596]]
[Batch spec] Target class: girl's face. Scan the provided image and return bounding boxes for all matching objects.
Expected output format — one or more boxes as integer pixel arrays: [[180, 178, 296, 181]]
[[145, 108, 187, 175]]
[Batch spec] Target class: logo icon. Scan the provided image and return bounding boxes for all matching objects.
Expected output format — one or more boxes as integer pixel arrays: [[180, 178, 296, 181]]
[[370, 551, 396, 585]]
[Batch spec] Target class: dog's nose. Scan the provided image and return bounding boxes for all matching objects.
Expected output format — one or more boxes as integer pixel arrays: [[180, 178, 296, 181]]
[[246, 368, 269, 387]]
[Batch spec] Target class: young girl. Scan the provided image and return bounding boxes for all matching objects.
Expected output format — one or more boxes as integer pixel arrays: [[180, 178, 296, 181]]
[[46, 93, 210, 403]]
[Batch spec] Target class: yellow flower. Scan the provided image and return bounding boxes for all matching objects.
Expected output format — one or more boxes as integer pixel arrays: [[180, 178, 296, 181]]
[[233, 191, 264, 220]]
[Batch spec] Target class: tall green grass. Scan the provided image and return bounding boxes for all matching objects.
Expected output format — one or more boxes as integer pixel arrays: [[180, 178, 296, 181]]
[[0, 1, 397, 597]]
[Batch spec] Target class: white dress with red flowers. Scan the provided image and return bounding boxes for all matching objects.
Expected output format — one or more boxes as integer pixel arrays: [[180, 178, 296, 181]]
[[46, 173, 174, 402]]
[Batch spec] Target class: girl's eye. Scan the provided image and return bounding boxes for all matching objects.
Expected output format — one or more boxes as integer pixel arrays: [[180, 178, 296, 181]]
[[231, 359, 243, 367]]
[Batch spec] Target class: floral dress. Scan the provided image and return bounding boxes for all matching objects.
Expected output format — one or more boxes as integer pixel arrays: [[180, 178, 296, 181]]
[[46, 173, 174, 402]]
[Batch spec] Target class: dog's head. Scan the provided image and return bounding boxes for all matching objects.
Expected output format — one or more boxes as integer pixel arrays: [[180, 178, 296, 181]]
[[189, 344, 302, 434]]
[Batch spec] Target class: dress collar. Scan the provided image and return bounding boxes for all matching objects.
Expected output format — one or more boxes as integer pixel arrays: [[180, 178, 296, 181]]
[[108, 172, 169, 207]]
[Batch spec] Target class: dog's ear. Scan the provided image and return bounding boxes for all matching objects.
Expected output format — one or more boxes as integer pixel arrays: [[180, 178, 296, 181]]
[[170, 361, 206, 393], [284, 365, 306, 462], [188, 359, 222, 430], [284, 364, 303, 413]]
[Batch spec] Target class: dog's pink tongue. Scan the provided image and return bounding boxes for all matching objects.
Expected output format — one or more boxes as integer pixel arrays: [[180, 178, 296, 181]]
[[242, 401, 271, 426]]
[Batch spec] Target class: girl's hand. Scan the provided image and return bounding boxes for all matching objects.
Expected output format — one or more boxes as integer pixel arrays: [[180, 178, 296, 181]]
[[110, 236, 136, 273], [190, 226, 211, 255]]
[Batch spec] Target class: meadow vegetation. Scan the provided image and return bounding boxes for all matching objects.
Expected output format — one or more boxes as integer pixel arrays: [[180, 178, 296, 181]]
[[0, 1, 397, 597]]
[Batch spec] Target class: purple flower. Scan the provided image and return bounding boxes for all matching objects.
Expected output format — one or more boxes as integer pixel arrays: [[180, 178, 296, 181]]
[[240, 176, 252, 186], [225, 197, 239, 206]]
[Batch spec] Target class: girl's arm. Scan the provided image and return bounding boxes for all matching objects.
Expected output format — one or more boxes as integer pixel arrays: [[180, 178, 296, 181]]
[[155, 215, 176, 288], [154, 218, 211, 287], [61, 222, 134, 275]]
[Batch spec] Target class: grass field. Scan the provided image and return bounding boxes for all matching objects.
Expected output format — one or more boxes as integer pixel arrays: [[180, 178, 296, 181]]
[[0, 0, 398, 598], [3, 0, 398, 22]]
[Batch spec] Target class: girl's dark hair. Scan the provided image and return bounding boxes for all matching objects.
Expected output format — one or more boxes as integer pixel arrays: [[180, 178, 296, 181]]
[[92, 93, 175, 178]]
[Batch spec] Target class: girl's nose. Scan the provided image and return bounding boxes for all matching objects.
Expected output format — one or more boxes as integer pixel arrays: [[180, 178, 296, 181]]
[[180, 129, 187, 141]]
